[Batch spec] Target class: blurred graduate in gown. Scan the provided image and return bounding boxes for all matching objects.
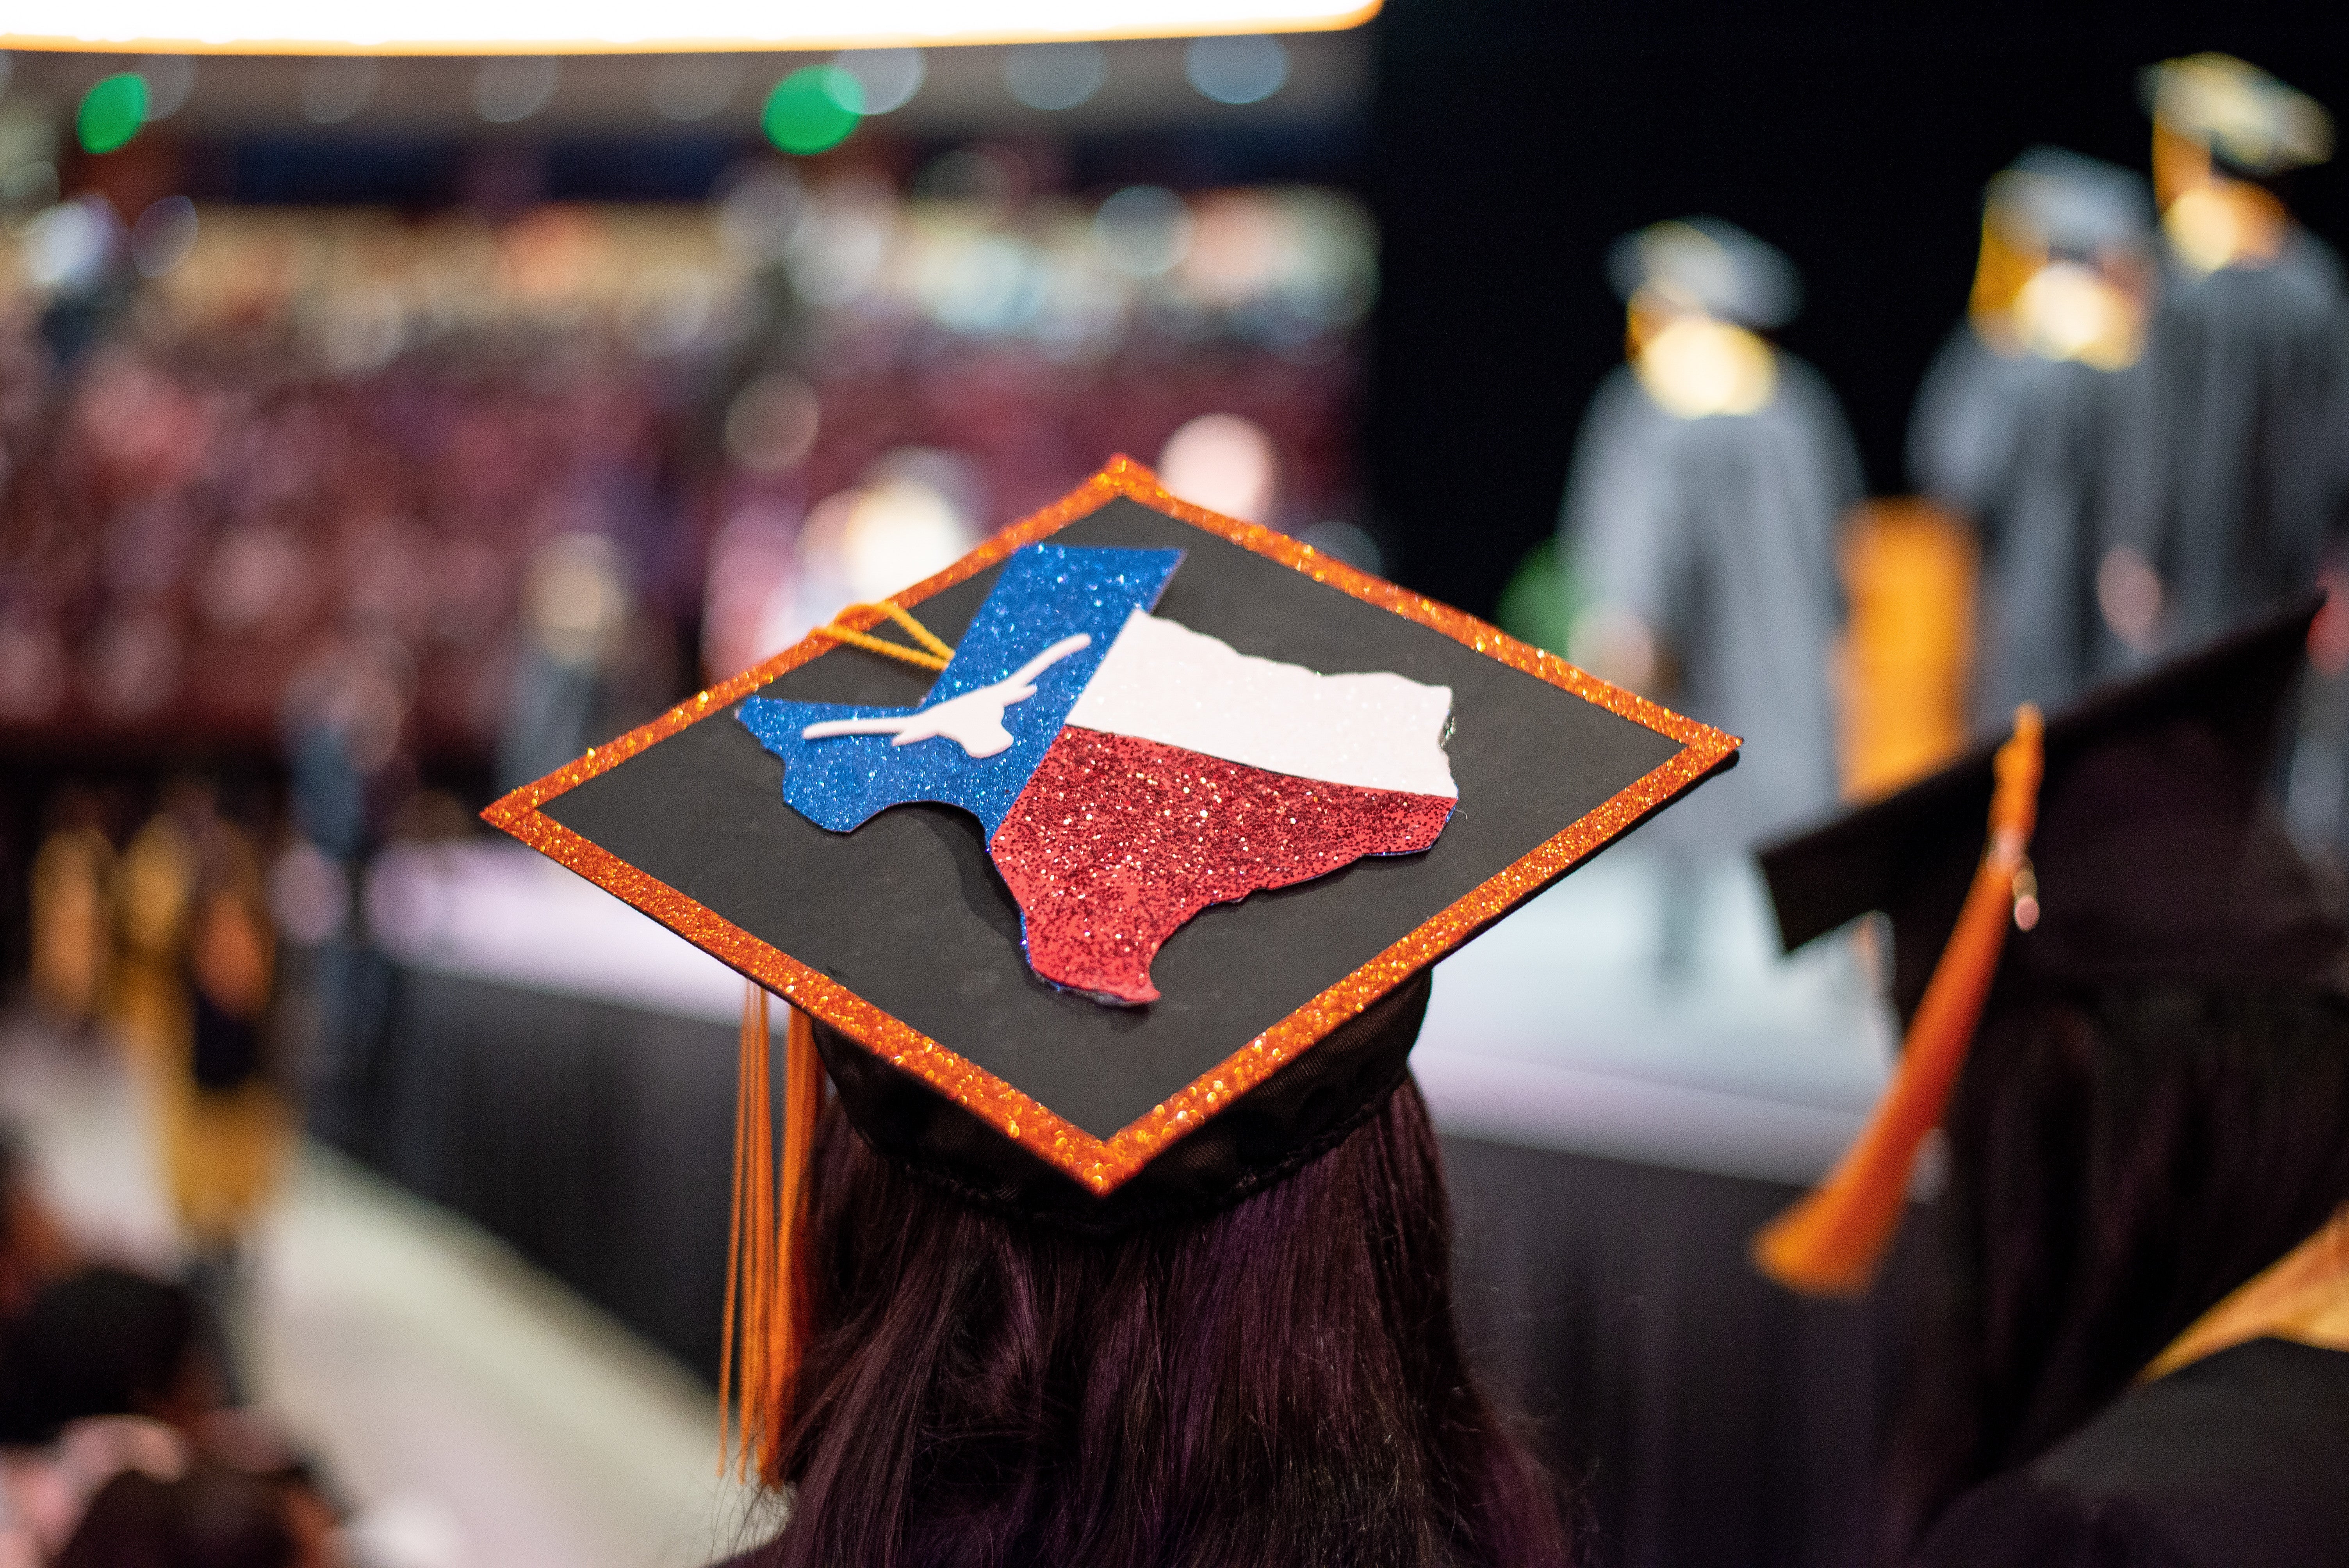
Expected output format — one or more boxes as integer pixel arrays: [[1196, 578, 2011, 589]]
[[1910, 151, 2159, 727], [2116, 56, 2349, 653], [1559, 219, 1856, 969]]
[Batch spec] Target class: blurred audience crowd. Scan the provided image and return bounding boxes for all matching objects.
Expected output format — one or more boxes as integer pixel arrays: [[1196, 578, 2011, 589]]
[[0, 1134, 341, 1567], [0, 158, 1372, 766]]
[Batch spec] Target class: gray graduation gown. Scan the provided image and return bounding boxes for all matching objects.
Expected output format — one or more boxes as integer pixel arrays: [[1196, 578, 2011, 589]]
[[2116, 233, 2349, 649], [1559, 356, 1857, 855], [1910, 327, 2151, 728]]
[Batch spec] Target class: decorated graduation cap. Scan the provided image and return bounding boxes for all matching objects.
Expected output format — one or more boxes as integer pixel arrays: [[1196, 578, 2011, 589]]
[[484, 458, 1736, 1466], [2144, 53, 2333, 178], [1986, 147, 2154, 259], [1750, 593, 2340, 1296], [1607, 217, 1801, 330]]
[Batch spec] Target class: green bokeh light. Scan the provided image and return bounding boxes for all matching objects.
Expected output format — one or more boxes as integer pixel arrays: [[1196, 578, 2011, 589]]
[[761, 66, 864, 156], [78, 74, 150, 155]]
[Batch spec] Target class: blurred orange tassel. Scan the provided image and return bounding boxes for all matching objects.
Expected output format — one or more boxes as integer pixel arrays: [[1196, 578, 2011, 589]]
[[720, 984, 824, 1481], [1753, 704, 2044, 1297]]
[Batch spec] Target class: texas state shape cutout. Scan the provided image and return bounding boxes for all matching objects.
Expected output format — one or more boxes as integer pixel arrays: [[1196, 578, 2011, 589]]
[[738, 543, 1459, 1005]]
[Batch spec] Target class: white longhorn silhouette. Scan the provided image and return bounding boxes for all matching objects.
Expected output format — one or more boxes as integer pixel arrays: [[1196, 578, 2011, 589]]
[[799, 634, 1093, 759]]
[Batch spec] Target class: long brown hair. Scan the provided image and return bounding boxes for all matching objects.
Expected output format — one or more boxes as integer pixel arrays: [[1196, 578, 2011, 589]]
[[747, 1074, 1572, 1568], [1880, 983, 2349, 1557]]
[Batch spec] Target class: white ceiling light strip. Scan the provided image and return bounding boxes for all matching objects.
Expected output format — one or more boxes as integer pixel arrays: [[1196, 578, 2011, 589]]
[[2, 0, 1376, 54]]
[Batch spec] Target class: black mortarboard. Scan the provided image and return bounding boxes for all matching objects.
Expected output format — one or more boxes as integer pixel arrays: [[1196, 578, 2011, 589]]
[[1763, 592, 2342, 1024], [1751, 595, 2340, 1296], [486, 458, 1736, 1228]]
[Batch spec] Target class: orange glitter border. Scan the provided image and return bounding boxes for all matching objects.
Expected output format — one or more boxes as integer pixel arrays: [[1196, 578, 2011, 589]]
[[483, 456, 1739, 1194]]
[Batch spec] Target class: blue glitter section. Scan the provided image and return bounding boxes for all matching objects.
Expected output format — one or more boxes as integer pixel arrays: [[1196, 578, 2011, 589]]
[[737, 544, 1183, 837]]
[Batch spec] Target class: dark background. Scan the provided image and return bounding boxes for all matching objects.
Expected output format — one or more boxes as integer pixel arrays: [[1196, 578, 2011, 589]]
[[1362, 0, 2349, 618]]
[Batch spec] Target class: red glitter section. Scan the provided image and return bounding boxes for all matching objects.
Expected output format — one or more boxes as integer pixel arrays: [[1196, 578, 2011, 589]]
[[991, 726, 1455, 1004]]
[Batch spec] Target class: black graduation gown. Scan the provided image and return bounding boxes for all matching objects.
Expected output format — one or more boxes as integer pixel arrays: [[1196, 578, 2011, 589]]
[[1910, 1338, 2349, 1568]]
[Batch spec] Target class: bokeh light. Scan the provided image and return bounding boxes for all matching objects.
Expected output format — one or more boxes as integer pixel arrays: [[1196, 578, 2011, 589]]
[[473, 56, 560, 124], [649, 55, 743, 122], [714, 162, 804, 260], [1004, 42, 1106, 111], [1184, 35, 1290, 105], [724, 373, 821, 472], [762, 65, 864, 155], [522, 534, 632, 667], [835, 48, 926, 115], [1158, 413, 1277, 523], [130, 195, 198, 278], [136, 54, 196, 120], [23, 196, 116, 291], [1094, 185, 1194, 277], [77, 74, 149, 155], [301, 56, 377, 124], [834, 476, 976, 601]]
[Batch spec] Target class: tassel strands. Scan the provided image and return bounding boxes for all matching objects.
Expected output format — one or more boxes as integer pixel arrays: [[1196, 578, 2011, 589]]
[[1752, 704, 2045, 1297], [720, 982, 825, 1481], [809, 601, 957, 672]]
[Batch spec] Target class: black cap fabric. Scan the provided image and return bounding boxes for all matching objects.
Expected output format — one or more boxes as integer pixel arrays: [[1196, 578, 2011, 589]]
[[485, 460, 1736, 1219], [1761, 593, 2343, 1023]]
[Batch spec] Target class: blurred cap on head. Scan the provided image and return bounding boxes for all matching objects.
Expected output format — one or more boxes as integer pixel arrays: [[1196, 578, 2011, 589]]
[[1987, 148, 2156, 258], [1761, 592, 2343, 1026], [2144, 53, 2334, 177], [1608, 217, 1801, 330]]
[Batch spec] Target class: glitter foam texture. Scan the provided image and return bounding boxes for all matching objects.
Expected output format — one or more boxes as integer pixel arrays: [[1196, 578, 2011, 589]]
[[481, 457, 1741, 1194], [1066, 609, 1458, 798], [991, 725, 1454, 1005], [736, 543, 1180, 837]]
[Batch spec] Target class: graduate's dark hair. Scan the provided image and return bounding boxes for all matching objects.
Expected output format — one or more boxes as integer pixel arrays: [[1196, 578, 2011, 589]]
[[59, 1466, 298, 1568], [1880, 982, 2349, 1559], [0, 1266, 203, 1444], [748, 1074, 1573, 1568]]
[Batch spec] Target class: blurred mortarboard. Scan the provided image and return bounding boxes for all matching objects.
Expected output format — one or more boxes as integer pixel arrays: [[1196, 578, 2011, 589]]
[[2144, 53, 2333, 178], [1608, 217, 1801, 330], [1751, 593, 2339, 1295], [1763, 591, 2340, 1024], [1986, 148, 2155, 258], [485, 458, 1737, 1226]]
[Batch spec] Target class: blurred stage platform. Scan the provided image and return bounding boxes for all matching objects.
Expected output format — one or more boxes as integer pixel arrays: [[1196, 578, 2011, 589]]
[[332, 839, 1914, 1568], [362, 839, 1896, 1184]]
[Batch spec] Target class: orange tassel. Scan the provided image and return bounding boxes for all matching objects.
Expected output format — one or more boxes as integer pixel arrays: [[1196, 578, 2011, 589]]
[[720, 983, 825, 1481], [1753, 704, 2044, 1297]]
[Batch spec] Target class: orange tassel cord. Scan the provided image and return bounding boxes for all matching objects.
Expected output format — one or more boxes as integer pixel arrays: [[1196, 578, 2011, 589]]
[[1752, 704, 2044, 1297], [720, 983, 826, 1481]]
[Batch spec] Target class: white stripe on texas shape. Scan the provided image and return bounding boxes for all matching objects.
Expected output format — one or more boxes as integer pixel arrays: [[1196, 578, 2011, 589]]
[[1063, 610, 1457, 798]]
